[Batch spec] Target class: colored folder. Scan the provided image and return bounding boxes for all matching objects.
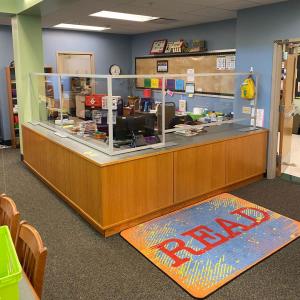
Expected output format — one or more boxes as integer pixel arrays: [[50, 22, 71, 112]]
[[151, 78, 159, 89], [166, 79, 175, 90], [144, 78, 151, 88], [175, 79, 185, 91]]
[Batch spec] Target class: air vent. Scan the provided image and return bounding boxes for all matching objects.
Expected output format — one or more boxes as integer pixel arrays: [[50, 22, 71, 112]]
[[148, 18, 178, 24]]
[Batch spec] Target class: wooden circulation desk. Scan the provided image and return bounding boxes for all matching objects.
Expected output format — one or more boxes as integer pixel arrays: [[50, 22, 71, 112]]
[[22, 123, 268, 237]]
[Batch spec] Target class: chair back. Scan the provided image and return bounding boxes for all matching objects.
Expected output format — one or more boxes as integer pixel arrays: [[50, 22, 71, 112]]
[[15, 221, 47, 298], [0, 194, 20, 242]]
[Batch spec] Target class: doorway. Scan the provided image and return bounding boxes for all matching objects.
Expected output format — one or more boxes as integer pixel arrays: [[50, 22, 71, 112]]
[[269, 40, 300, 181], [56, 52, 95, 118]]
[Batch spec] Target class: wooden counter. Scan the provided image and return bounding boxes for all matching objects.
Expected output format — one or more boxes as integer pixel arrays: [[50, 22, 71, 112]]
[[22, 123, 268, 237]]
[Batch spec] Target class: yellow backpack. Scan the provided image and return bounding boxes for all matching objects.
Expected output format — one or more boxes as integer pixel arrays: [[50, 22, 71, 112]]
[[241, 76, 256, 100]]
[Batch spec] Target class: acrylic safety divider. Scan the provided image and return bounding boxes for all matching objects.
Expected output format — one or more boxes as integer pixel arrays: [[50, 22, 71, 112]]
[[29, 72, 258, 156], [29, 73, 167, 155], [110, 74, 166, 154], [157, 72, 259, 134]]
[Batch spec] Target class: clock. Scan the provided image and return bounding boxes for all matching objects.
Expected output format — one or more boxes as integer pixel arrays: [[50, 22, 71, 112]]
[[109, 64, 121, 75]]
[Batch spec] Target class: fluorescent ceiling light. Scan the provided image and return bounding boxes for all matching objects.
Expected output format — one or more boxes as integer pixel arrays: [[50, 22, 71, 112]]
[[54, 23, 110, 32], [90, 10, 159, 22]]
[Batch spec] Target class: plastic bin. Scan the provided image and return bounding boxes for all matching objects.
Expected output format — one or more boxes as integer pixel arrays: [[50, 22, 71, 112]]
[[0, 226, 22, 300]]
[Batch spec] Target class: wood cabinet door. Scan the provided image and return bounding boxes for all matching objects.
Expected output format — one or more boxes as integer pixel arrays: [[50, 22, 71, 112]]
[[174, 142, 226, 203], [100, 153, 174, 227], [226, 133, 267, 184]]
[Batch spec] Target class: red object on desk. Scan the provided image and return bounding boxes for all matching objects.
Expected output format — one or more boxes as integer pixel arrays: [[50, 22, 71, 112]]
[[85, 94, 105, 108], [143, 89, 152, 98]]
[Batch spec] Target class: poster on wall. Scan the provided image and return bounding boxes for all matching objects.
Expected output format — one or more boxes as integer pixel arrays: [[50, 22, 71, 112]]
[[216, 56, 226, 70], [157, 60, 168, 73], [226, 55, 236, 70]]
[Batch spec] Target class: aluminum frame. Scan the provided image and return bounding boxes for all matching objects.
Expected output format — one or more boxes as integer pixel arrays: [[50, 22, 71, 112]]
[[29, 72, 258, 156]]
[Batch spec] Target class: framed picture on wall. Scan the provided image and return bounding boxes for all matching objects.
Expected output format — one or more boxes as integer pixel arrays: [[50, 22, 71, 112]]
[[150, 40, 167, 54], [164, 41, 174, 53], [157, 60, 168, 73]]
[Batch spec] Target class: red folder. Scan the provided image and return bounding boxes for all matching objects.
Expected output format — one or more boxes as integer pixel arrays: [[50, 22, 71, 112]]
[[85, 94, 105, 108]]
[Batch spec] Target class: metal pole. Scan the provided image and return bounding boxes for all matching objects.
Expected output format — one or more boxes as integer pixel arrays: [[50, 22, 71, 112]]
[[162, 76, 166, 145], [57, 75, 63, 124], [253, 74, 259, 129], [107, 76, 114, 154]]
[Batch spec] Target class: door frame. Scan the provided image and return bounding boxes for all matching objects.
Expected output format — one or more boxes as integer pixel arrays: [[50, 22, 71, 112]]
[[268, 39, 299, 179], [56, 51, 95, 74]]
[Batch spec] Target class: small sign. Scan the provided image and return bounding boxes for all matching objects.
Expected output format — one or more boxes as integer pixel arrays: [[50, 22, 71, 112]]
[[157, 60, 168, 73], [186, 82, 195, 94], [216, 56, 226, 70], [226, 55, 236, 70], [187, 69, 195, 82], [179, 99, 187, 112], [242, 106, 252, 114], [167, 90, 174, 96]]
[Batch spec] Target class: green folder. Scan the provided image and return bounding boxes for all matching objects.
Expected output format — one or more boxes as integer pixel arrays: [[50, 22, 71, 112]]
[[144, 78, 151, 88]]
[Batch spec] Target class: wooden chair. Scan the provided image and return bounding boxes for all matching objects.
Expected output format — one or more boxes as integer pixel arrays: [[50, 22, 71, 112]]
[[0, 193, 20, 242], [15, 221, 47, 299]]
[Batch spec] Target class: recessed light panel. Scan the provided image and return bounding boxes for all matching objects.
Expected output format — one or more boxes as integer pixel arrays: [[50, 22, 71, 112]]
[[54, 23, 110, 32], [90, 10, 159, 22]]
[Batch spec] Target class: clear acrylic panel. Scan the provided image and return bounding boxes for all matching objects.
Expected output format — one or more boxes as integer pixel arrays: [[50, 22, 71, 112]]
[[29, 72, 258, 156]]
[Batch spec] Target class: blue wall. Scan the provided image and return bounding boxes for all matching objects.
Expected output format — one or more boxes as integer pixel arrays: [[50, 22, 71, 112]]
[[43, 29, 132, 103], [0, 25, 13, 141], [236, 0, 300, 128], [131, 19, 237, 59], [131, 19, 237, 114], [43, 29, 132, 74]]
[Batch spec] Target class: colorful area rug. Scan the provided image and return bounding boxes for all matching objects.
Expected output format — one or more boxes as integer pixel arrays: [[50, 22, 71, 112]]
[[121, 193, 300, 298]]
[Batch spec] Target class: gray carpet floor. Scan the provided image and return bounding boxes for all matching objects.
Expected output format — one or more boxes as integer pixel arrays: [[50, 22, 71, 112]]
[[0, 148, 299, 300]]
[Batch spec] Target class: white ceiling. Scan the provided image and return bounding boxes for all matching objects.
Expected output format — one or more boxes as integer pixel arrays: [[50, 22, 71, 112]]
[[0, 0, 288, 34]]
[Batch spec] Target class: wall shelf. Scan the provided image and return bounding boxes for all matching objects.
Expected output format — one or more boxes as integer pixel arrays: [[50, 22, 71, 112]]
[[6, 66, 53, 148]]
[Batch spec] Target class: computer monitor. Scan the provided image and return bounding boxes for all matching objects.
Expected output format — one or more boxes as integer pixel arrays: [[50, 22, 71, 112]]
[[114, 115, 155, 141]]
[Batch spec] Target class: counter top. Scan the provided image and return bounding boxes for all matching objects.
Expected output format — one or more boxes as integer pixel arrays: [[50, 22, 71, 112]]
[[23, 122, 267, 167]]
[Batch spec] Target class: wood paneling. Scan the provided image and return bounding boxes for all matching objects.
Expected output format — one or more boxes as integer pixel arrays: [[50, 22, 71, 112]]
[[23, 126, 267, 236], [100, 153, 173, 227], [226, 133, 267, 184], [174, 142, 226, 203], [23, 126, 103, 225], [65, 151, 102, 224]]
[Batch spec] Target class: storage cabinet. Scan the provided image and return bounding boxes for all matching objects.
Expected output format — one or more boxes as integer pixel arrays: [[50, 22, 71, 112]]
[[174, 132, 267, 203], [23, 125, 267, 236], [101, 153, 174, 227], [226, 133, 267, 184], [174, 142, 226, 203]]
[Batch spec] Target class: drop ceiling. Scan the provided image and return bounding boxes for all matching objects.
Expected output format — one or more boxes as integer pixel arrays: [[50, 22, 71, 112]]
[[0, 0, 288, 34]]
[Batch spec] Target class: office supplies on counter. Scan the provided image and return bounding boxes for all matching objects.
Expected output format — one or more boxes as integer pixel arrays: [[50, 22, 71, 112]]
[[85, 94, 104, 108]]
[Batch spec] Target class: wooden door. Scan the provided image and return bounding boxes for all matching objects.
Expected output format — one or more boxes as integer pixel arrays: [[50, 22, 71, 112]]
[[278, 53, 297, 175], [57, 52, 95, 74]]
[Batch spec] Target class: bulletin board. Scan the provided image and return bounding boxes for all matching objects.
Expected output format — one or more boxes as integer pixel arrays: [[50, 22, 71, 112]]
[[135, 51, 236, 97]]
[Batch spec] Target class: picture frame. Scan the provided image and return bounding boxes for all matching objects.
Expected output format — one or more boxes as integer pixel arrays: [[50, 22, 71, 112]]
[[157, 60, 168, 73], [164, 41, 174, 53], [150, 39, 167, 54]]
